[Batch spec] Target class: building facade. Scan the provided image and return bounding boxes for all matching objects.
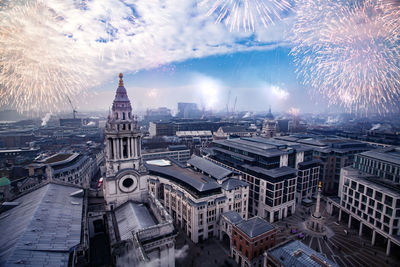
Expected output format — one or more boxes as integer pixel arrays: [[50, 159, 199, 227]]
[[327, 146, 400, 256], [44, 152, 93, 188], [103, 74, 176, 266], [146, 156, 249, 243], [232, 216, 277, 267], [209, 137, 318, 222]]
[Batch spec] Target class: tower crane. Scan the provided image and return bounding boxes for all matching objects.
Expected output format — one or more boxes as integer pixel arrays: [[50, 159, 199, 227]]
[[66, 96, 77, 119]]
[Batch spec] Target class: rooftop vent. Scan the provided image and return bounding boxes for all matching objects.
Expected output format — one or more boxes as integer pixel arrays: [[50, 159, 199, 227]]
[[70, 189, 84, 197], [294, 249, 302, 257]]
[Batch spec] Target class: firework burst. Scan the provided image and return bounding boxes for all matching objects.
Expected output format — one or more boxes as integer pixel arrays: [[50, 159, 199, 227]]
[[290, 0, 400, 113], [200, 0, 292, 32], [0, 2, 100, 113]]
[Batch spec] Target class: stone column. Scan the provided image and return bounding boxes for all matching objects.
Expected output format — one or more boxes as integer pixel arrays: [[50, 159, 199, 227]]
[[386, 239, 391, 256], [120, 138, 123, 159], [338, 209, 342, 221], [359, 222, 363, 236], [314, 182, 322, 218], [113, 138, 118, 159], [348, 215, 352, 229], [107, 139, 111, 159], [133, 137, 136, 157], [127, 138, 131, 158], [269, 211, 274, 223], [284, 207, 288, 218], [371, 230, 376, 245]]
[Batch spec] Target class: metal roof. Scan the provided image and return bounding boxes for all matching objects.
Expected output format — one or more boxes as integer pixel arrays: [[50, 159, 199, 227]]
[[145, 161, 221, 193], [268, 240, 339, 267], [243, 165, 297, 179], [114, 202, 157, 241], [235, 216, 274, 238], [222, 211, 243, 225], [188, 156, 233, 180], [359, 146, 400, 166], [221, 178, 248, 191], [0, 183, 83, 267]]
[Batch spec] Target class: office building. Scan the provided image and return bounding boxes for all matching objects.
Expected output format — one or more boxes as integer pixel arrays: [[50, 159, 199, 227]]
[[208, 137, 318, 222]]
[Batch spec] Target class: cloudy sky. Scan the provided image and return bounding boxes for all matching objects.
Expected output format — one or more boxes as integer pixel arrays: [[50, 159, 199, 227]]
[[2, 0, 382, 114]]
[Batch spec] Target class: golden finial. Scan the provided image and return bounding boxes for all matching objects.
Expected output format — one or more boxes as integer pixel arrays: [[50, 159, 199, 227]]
[[119, 73, 124, 87], [318, 181, 322, 189]]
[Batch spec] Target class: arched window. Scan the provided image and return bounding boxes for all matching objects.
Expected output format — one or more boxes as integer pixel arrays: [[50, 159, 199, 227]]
[[123, 112, 126, 120]]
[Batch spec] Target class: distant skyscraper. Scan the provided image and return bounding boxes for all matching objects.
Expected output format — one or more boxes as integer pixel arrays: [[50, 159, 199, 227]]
[[177, 102, 201, 118]]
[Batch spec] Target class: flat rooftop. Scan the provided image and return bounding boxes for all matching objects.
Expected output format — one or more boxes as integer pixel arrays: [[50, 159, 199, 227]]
[[359, 146, 400, 166], [188, 156, 233, 180]]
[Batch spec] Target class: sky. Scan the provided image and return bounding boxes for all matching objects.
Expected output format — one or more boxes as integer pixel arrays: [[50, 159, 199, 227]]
[[0, 0, 398, 115]]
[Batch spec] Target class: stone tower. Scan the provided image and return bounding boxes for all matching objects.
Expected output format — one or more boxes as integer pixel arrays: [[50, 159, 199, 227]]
[[103, 73, 147, 207]]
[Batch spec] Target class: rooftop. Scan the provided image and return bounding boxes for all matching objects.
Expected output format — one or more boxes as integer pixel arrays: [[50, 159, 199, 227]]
[[221, 178, 248, 191], [359, 146, 400, 166], [43, 153, 75, 164], [0, 183, 83, 266], [268, 240, 339, 267], [243, 165, 297, 179], [188, 156, 233, 180], [145, 159, 221, 195], [222, 211, 244, 225], [114, 201, 157, 241], [235, 216, 274, 238]]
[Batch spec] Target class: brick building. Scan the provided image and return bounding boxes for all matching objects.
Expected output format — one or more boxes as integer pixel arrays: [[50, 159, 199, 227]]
[[232, 216, 277, 267]]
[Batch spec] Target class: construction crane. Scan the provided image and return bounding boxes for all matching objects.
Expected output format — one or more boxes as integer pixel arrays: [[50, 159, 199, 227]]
[[66, 95, 77, 119], [232, 96, 237, 118], [226, 90, 231, 117]]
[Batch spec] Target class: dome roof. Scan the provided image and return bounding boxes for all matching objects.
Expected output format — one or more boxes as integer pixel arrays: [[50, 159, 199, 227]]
[[0, 176, 11, 187]]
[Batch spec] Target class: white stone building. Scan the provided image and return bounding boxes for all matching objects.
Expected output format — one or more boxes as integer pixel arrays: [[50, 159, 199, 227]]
[[146, 156, 249, 243], [103, 73, 176, 266]]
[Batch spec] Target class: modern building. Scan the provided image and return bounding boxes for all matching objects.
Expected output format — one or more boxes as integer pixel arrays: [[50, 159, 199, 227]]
[[142, 145, 191, 163], [353, 146, 400, 183], [146, 156, 249, 243], [176, 102, 201, 118], [149, 121, 174, 137], [296, 159, 322, 203], [231, 216, 277, 267], [43, 152, 93, 188], [103, 73, 176, 266], [176, 130, 213, 145], [208, 137, 318, 222], [327, 146, 400, 256], [264, 240, 339, 267], [276, 135, 371, 194]]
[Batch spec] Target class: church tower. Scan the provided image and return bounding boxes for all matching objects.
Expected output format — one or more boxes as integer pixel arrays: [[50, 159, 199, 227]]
[[103, 73, 147, 207], [261, 106, 277, 138]]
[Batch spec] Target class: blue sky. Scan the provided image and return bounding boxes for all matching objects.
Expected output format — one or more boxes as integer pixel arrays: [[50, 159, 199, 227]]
[[89, 47, 324, 113]]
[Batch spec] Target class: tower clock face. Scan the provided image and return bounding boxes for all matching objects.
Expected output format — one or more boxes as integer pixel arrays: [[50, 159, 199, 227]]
[[118, 173, 138, 193]]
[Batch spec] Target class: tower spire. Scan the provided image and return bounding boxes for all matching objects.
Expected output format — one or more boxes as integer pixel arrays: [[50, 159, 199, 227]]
[[119, 73, 124, 87]]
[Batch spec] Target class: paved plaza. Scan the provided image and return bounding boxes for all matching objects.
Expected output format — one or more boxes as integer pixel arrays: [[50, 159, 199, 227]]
[[175, 229, 238, 267], [273, 199, 400, 267]]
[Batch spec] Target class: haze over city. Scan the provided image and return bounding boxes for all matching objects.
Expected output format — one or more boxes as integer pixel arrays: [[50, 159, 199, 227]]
[[0, 1, 400, 267]]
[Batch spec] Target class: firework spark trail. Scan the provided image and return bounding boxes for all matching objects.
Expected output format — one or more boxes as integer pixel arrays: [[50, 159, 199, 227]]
[[200, 0, 292, 32], [0, 1, 101, 113], [290, 0, 400, 113]]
